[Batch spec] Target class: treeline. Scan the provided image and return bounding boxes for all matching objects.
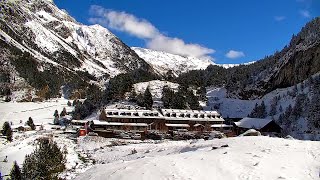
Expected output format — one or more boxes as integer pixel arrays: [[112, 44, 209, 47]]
[[162, 85, 201, 110]]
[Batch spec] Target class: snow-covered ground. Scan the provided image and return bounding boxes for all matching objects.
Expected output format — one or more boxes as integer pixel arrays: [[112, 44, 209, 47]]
[[0, 98, 72, 129], [75, 136, 320, 180]]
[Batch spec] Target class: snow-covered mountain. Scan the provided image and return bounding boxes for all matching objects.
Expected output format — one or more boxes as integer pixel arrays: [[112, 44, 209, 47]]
[[133, 47, 255, 76], [0, 0, 152, 99], [132, 47, 213, 76]]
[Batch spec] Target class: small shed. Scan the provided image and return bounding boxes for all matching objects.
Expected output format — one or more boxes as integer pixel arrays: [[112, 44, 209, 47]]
[[234, 117, 281, 135]]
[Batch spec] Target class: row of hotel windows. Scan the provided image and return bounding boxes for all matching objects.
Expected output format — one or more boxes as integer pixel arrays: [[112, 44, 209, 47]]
[[165, 113, 221, 119], [107, 111, 160, 117]]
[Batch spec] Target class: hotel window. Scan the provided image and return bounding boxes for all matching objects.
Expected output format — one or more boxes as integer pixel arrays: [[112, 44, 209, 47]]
[[200, 114, 205, 118], [193, 114, 198, 118]]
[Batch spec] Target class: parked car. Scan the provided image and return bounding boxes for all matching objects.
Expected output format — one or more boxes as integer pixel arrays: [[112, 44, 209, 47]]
[[87, 132, 98, 136], [119, 133, 131, 139], [132, 133, 141, 140]]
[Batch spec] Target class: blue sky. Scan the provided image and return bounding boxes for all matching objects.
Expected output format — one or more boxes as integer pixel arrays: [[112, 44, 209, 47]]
[[54, 0, 319, 64]]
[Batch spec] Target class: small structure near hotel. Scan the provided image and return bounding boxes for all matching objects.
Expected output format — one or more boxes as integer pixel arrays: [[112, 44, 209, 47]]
[[234, 117, 281, 135]]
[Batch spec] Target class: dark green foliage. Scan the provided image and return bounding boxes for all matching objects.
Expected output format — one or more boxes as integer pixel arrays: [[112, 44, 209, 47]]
[[22, 137, 66, 180], [136, 88, 153, 109], [143, 88, 153, 109], [307, 77, 320, 128], [105, 68, 159, 101], [162, 85, 200, 110], [27, 117, 35, 130], [171, 90, 187, 109], [2, 121, 12, 141], [10, 161, 22, 180], [54, 110, 59, 117], [162, 86, 175, 108], [60, 107, 67, 117], [248, 101, 267, 118]]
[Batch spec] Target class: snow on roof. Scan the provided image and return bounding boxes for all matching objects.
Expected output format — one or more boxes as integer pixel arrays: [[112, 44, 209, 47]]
[[161, 109, 224, 122], [165, 123, 190, 128], [105, 109, 163, 119], [161, 109, 220, 115], [71, 120, 89, 124], [234, 117, 273, 129], [211, 124, 233, 128], [92, 120, 148, 127]]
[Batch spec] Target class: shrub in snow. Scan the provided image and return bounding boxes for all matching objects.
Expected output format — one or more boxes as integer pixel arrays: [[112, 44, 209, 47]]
[[10, 161, 22, 180], [67, 101, 71, 106], [22, 137, 66, 179], [2, 121, 13, 142], [60, 107, 67, 117], [131, 149, 137, 154], [27, 117, 35, 130], [208, 131, 226, 140]]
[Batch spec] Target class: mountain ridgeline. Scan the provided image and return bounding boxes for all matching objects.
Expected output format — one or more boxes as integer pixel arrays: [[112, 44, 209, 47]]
[[0, 0, 155, 100], [176, 17, 320, 100], [0, 0, 320, 128]]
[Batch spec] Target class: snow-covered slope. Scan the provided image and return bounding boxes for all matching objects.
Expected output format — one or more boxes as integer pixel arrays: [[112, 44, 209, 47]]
[[76, 136, 320, 180], [133, 80, 179, 99], [132, 47, 255, 76], [0, 0, 149, 91], [132, 47, 213, 76]]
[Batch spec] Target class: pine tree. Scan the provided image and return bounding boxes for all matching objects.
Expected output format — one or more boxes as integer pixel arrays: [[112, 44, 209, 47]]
[[162, 86, 174, 108], [2, 121, 13, 142], [2, 121, 11, 135], [10, 161, 22, 180], [99, 109, 107, 121], [27, 117, 35, 130], [53, 110, 59, 118], [186, 90, 200, 110], [67, 101, 71, 106], [143, 87, 153, 110], [22, 137, 66, 179], [60, 107, 67, 117]]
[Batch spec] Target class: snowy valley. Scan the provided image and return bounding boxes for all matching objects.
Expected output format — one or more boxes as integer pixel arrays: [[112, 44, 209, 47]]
[[0, 0, 320, 180]]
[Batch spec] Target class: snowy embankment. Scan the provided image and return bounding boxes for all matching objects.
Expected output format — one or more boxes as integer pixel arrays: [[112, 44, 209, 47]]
[[76, 136, 320, 180]]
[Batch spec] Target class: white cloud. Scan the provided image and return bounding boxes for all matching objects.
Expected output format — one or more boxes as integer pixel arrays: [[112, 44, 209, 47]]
[[274, 16, 286, 21], [147, 35, 215, 60], [225, 50, 245, 59], [89, 5, 215, 60], [300, 10, 311, 18]]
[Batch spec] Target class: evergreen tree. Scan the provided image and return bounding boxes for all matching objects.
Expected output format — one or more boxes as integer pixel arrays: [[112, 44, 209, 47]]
[[10, 161, 22, 180], [60, 107, 67, 117], [171, 91, 186, 109], [2, 121, 11, 135], [53, 110, 59, 118], [22, 137, 66, 179], [27, 117, 35, 130], [186, 90, 200, 110], [2, 121, 13, 142], [99, 109, 107, 121], [143, 87, 153, 110], [67, 101, 71, 106], [162, 86, 174, 108], [128, 89, 137, 103]]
